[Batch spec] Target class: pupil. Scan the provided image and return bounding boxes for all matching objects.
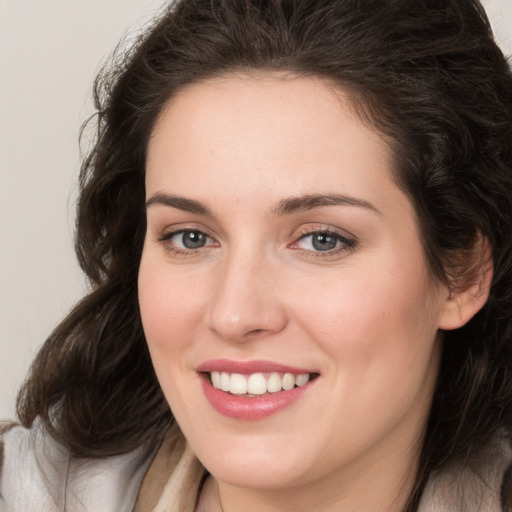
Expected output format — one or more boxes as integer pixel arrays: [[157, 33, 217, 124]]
[[312, 233, 337, 251], [183, 231, 206, 249]]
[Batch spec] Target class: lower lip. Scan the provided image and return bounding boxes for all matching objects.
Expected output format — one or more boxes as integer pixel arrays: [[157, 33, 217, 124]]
[[200, 375, 315, 420]]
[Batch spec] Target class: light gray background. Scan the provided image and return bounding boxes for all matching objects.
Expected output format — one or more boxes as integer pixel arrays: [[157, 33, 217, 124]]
[[1, 0, 511, 420]]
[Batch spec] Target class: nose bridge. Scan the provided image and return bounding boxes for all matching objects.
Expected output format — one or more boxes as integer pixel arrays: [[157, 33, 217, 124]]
[[208, 244, 287, 342]]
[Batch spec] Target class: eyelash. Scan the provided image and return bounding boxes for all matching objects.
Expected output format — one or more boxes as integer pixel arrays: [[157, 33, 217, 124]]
[[157, 226, 357, 259], [158, 229, 218, 257], [289, 227, 357, 259]]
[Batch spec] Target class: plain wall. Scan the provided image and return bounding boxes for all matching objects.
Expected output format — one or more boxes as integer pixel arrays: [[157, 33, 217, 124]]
[[1, 0, 511, 420], [0, 0, 167, 419]]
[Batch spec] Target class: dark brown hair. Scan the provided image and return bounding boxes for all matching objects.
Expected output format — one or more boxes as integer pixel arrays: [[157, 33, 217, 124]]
[[17, 1, 512, 509]]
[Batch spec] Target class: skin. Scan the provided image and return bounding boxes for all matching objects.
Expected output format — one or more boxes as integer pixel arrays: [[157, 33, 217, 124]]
[[138, 74, 472, 512]]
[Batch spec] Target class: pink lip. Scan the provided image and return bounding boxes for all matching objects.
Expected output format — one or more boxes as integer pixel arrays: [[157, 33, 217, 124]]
[[196, 359, 314, 375], [197, 359, 318, 420]]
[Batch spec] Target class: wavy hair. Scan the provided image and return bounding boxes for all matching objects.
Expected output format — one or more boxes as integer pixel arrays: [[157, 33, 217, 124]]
[[17, 1, 512, 510]]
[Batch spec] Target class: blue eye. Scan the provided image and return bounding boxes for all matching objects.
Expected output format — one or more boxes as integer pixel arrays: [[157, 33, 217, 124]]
[[304, 232, 339, 251], [161, 230, 215, 250], [295, 230, 355, 253]]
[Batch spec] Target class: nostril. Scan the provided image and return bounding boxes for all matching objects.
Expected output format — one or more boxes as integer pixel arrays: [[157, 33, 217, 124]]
[[246, 328, 265, 336]]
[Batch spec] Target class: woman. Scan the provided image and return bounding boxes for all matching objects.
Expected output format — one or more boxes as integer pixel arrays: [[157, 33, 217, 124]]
[[2, 0, 512, 511]]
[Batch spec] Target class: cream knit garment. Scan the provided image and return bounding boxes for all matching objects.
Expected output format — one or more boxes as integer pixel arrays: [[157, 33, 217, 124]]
[[149, 429, 512, 512], [1, 420, 511, 512]]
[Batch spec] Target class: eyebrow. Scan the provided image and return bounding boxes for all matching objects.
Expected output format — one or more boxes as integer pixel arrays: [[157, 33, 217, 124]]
[[145, 192, 379, 217], [274, 194, 380, 216], [146, 193, 213, 216]]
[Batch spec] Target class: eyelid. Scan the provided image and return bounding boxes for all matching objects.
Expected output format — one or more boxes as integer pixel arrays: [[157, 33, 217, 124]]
[[159, 229, 217, 245], [159, 228, 212, 241], [157, 222, 217, 242], [157, 224, 220, 257], [288, 224, 357, 256]]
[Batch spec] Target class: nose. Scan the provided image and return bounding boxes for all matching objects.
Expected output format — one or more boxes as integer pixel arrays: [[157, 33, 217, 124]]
[[207, 250, 288, 343]]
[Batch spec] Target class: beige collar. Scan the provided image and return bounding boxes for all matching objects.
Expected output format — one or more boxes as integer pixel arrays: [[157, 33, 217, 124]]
[[133, 423, 205, 512], [137, 425, 512, 512]]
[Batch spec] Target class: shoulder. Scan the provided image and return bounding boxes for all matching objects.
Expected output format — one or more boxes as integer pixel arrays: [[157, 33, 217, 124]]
[[419, 430, 512, 512], [0, 420, 70, 511], [0, 419, 152, 512]]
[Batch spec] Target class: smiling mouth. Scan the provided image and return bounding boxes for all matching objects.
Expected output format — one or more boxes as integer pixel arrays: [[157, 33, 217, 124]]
[[207, 371, 319, 396]]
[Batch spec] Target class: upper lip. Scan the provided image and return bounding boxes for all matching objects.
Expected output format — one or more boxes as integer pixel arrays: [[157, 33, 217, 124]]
[[196, 359, 317, 375]]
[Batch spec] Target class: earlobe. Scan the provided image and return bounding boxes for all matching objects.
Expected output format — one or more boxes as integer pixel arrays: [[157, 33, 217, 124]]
[[438, 237, 493, 331]]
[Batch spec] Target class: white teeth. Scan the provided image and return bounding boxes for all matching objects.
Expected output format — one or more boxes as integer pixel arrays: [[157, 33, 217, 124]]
[[267, 372, 282, 393], [282, 373, 295, 390], [210, 371, 312, 395], [247, 373, 267, 395], [220, 372, 231, 392], [295, 373, 310, 386], [211, 371, 221, 389], [229, 373, 248, 395]]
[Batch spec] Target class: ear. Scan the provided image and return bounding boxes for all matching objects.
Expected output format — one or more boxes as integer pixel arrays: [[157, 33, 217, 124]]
[[438, 235, 493, 331]]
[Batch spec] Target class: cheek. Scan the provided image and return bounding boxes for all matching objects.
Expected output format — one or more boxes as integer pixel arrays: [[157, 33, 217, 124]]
[[138, 256, 208, 356], [138, 257, 212, 413], [289, 263, 441, 436], [289, 254, 440, 374]]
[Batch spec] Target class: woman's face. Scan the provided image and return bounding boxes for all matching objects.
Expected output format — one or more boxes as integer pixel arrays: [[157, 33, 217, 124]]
[[139, 74, 452, 497]]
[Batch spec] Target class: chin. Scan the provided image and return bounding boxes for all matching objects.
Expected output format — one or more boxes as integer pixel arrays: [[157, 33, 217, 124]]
[[188, 427, 324, 490], [204, 451, 309, 489]]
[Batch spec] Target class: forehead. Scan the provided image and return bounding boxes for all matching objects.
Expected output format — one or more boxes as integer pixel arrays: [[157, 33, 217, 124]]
[[146, 74, 396, 205], [148, 75, 390, 174], [149, 73, 382, 151]]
